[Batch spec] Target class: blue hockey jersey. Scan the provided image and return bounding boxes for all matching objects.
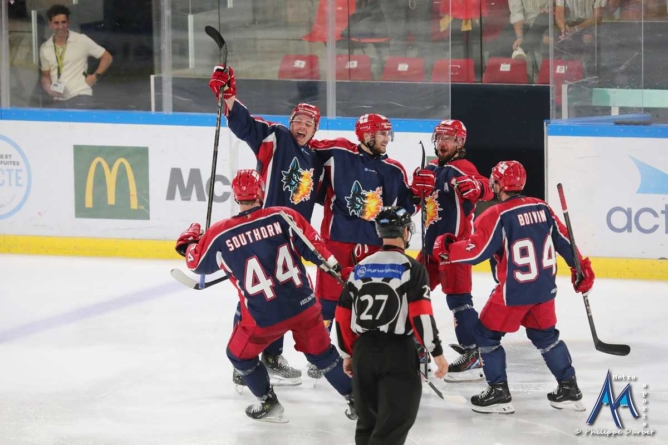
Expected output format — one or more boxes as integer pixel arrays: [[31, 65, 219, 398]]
[[447, 196, 579, 306], [313, 138, 415, 246], [227, 100, 325, 220], [423, 158, 493, 256], [184, 206, 333, 327]]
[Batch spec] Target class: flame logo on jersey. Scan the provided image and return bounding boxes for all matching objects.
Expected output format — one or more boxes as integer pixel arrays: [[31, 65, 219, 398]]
[[424, 191, 442, 228], [281, 158, 314, 205], [346, 180, 383, 221]]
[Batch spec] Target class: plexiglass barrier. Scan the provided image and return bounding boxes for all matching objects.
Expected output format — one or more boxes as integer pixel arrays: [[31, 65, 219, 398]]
[[547, 0, 668, 121], [2, 0, 455, 120]]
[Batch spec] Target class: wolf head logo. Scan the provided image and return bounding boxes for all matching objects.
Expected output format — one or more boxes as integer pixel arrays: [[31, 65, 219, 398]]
[[345, 180, 383, 221], [281, 158, 314, 204]]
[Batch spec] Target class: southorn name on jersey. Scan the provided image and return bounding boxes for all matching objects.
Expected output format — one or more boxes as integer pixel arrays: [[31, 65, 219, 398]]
[[225, 221, 283, 252]]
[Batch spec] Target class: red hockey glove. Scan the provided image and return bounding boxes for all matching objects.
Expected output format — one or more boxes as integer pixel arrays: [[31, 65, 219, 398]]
[[175, 223, 202, 257], [571, 257, 595, 293], [454, 175, 482, 201], [433, 233, 457, 261], [208, 65, 236, 100], [410, 168, 436, 199]]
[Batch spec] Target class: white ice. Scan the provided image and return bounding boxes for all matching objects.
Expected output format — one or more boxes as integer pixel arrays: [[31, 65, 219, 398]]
[[0, 255, 666, 445]]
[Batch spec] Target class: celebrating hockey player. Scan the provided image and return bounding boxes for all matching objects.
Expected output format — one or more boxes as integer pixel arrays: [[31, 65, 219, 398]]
[[433, 161, 594, 414], [336, 206, 448, 445], [420, 119, 494, 382], [209, 65, 325, 385], [175, 169, 356, 422], [306, 114, 435, 379]]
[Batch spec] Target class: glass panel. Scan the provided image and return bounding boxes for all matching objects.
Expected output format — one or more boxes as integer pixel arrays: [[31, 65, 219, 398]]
[[553, 0, 668, 121]]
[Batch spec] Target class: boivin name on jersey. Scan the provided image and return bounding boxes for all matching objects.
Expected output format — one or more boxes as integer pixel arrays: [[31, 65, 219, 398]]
[[517, 209, 547, 226], [225, 221, 283, 252]]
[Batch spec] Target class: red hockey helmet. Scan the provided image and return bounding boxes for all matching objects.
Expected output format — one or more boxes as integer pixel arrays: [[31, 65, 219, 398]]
[[490, 161, 526, 192], [432, 119, 467, 145], [232, 169, 265, 202], [355, 114, 393, 142], [290, 103, 321, 131]]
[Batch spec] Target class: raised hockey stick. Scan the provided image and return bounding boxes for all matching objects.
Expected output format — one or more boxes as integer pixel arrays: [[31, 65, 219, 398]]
[[278, 210, 345, 286], [197, 26, 229, 289], [557, 183, 631, 356], [418, 141, 428, 267], [170, 268, 230, 290]]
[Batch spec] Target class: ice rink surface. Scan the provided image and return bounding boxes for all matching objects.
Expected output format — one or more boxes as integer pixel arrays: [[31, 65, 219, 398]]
[[1, 255, 666, 445]]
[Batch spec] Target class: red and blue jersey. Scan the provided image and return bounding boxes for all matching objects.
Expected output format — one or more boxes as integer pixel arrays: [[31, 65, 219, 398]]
[[423, 158, 493, 256], [227, 100, 324, 220], [313, 138, 415, 246], [184, 206, 333, 327], [447, 196, 579, 306]]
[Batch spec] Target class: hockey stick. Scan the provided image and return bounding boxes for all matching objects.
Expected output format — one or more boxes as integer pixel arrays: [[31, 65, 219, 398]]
[[278, 210, 345, 286], [197, 26, 229, 289], [170, 268, 230, 290], [418, 142, 427, 267], [556, 183, 631, 356], [417, 346, 467, 404]]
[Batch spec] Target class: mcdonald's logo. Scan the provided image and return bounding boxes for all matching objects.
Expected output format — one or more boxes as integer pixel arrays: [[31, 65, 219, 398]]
[[74, 146, 149, 220]]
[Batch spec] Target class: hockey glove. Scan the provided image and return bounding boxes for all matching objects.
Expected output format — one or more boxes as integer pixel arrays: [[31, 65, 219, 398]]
[[571, 257, 595, 293], [433, 233, 457, 261], [208, 65, 236, 100], [410, 167, 436, 199], [175, 223, 202, 257], [454, 175, 482, 201]]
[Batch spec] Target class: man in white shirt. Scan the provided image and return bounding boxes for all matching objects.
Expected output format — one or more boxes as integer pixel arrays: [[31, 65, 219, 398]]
[[40, 4, 113, 108]]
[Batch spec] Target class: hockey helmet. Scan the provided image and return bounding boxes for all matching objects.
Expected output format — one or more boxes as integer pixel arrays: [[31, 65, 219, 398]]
[[375, 206, 415, 239], [232, 169, 265, 202], [432, 119, 467, 145], [355, 114, 393, 142], [490, 161, 526, 192], [290, 103, 321, 131]]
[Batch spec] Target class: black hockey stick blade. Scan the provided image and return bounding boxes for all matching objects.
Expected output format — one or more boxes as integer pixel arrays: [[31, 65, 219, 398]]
[[418, 369, 467, 404], [171, 268, 229, 290], [596, 341, 631, 356], [204, 25, 225, 49], [419, 141, 426, 169]]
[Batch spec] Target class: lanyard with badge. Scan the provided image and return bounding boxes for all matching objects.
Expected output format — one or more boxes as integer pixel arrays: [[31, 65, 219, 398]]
[[51, 35, 67, 94]]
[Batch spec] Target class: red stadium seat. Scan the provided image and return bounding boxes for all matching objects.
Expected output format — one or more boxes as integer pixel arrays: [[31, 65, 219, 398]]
[[278, 55, 321, 80], [336, 55, 373, 81], [536, 59, 584, 104], [432, 59, 475, 82], [302, 0, 356, 42], [381, 57, 425, 82], [483, 57, 528, 84]]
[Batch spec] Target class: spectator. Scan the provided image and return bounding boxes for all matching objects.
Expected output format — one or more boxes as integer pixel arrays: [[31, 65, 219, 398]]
[[39, 4, 112, 109]]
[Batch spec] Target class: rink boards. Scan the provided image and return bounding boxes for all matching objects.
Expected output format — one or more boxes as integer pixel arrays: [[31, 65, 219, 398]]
[[0, 109, 666, 280]]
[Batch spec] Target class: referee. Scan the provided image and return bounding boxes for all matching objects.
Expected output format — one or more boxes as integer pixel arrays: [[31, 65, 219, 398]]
[[335, 206, 448, 445]]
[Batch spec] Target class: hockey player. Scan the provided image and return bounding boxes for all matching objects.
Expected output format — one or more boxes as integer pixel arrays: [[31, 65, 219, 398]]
[[209, 65, 324, 385], [175, 169, 356, 422], [433, 161, 594, 414], [307, 114, 435, 379], [420, 119, 494, 382], [336, 206, 448, 445]]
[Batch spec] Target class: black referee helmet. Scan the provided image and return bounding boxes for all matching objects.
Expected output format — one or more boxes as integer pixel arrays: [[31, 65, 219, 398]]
[[375, 206, 415, 239]]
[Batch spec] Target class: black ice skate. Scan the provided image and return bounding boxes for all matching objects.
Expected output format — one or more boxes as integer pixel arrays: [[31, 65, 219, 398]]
[[232, 369, 246, 394], [307, 363, 323, 379], [245, 387, 288, 423], [471, 381, 515, 414], [344, 393, 357, 420], [444, 344, 484, 382], [548, 376, 586, 412], [261, 354, 302, 387]]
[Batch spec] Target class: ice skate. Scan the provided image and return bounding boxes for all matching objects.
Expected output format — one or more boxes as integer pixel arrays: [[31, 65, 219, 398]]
[[232, 369, 245, 394], [261, 354, 302, 387], [307, 362, 323, 379], [344, 393, 357, 420], [471, 381, 515, 414], [245, 387, 288, 423], [444, 344, 484, 382], [548, 376, 586, 412]]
